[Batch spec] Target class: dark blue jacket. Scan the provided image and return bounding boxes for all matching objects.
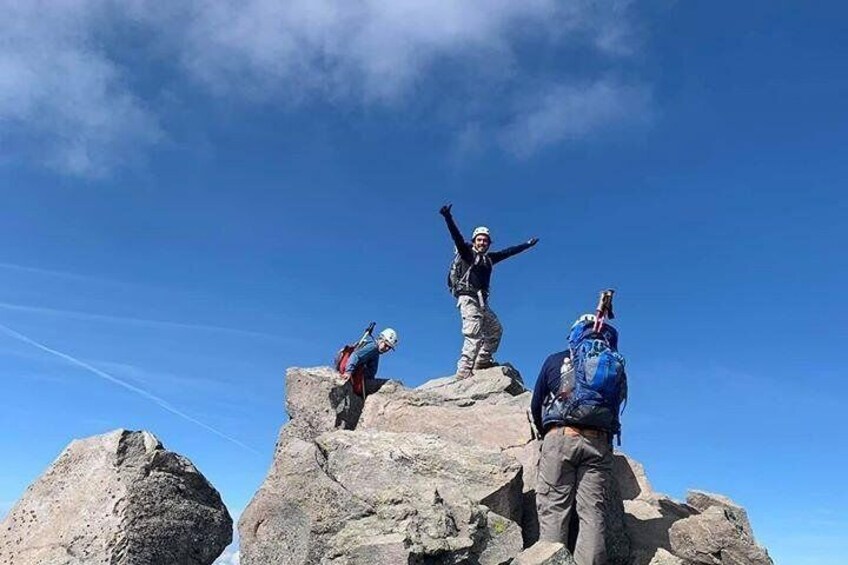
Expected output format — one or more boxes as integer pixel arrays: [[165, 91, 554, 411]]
[[530, 350, 569, 434], [443, 214, 533, 297], [344, 338, 380, 380]]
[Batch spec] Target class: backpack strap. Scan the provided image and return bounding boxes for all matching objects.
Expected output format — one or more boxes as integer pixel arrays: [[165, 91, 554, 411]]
[[455, 249, 491, 296]]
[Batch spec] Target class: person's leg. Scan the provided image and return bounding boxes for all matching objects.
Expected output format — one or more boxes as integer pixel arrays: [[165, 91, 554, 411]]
[[536, 429, 580, 543], [475, 305, 503, 369], [573, 437, 612, 565], [456, 296, 483, 378], [364, 378, 389, 395]]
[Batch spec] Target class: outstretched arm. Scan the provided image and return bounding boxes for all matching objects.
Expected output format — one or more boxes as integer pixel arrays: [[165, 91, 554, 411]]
[[489, 237, 538, 264], [439, 204, 473, 263]]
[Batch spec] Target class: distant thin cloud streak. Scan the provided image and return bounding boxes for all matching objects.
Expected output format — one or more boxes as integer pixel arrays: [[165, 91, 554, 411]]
[[0, 301, 295, 343], [0, 322, 259, 455]]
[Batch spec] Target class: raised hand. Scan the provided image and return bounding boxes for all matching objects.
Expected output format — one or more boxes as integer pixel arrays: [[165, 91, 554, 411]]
[[528, 237, 539, 246], [439, 204, 453, 217]]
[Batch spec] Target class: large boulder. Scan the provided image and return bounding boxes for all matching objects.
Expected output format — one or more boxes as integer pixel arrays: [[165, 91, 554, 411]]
[[0, 429, 232, 565], [238, 427, 372, 565], [359, 366, 546, 547], [613, 459, 772, 565], [284, 366, 364, 440], [668, 492, 773, 565], [240, 367, 528, 565], [239, 428, 525, 564], [613, 454, 693, 565]]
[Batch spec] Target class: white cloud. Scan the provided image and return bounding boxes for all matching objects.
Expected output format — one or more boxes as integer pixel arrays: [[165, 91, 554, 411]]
[[500, 80, 651, 157], [0, 1, 161, 177], [177, 0, 635, 102], [1, 0, 646, 176]]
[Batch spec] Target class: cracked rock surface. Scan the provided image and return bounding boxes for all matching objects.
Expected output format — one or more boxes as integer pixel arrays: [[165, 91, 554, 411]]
[[0, 429, 232, 565], [240, 366, 530, 565], [240, 366, 772, 565]]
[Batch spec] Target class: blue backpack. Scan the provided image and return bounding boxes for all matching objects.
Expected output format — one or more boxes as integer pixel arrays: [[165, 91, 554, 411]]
[[549, 321, 627, 443]]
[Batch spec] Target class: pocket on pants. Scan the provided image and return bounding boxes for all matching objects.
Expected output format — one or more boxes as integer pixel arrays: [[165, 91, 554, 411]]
[[538, 432, 580, 489], [538, 435, 564, 487], [462, 316, 482, 337]]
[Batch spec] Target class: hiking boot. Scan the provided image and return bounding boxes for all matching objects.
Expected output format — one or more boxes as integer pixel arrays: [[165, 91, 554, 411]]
[[456, 369, 473, 380], [474, 359, 499, 370]]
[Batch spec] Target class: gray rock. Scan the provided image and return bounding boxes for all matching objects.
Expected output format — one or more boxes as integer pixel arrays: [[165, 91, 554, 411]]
[[239, 427, 372, 565], [240, 367, 528, 564], [243, 365, 774, 565], [603, 454, 632, 564], [511, 541, 576, 565], [669, 505, 773, 565], [359, 366, 541, 547], [0, 429, 232, 565], [316, 430, 525, 524], [612, 454, 693, 565], [414, 365, 526, 399], [284, 366, 364, 440], [685, 491, 753, 538], [646, 548, 684, 564], [613, 453, 655, 502], [480, 512, 525, 565]]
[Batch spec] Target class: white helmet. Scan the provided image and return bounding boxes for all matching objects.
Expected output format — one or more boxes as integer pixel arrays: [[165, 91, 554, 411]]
[[571, 314, 596, 330], [378, 328, 398, 349], [472, 226, 491, 240]]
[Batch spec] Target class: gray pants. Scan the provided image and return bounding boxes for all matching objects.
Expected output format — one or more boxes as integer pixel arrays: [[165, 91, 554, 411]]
[[536, 427, 612, 565], [456, 294, 503, 376]]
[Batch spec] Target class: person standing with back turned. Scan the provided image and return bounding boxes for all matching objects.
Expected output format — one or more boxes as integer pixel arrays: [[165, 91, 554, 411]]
[[530, 296, 627, 565], [439, 203, 538, 379]]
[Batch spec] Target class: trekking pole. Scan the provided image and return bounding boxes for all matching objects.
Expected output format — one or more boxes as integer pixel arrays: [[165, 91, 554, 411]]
[[593, 289, 615, 333]]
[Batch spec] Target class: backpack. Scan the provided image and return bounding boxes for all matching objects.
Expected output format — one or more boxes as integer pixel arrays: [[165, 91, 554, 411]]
[[550, 321, 627, 443], [334, 344, 368, 396], [333, 323, 375, 397], [447, 248, 490, 296]]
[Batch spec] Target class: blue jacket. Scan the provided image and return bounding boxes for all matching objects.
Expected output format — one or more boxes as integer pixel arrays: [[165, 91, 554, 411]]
[[344, 338, 380, 380], [530, 350, 570, 434]]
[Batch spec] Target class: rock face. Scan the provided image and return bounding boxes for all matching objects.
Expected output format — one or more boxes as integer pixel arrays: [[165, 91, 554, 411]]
[[0, 429, 232, 565], [669, 492, 773, 565], [511, 541, 576, 564], [613, 458, 773, 565], [241, 366, 772, 565], [240, 366, 529, 564]]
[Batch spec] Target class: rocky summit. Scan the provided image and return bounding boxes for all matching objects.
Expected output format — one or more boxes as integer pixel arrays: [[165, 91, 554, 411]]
[[0, 429, 232, 565], [0, 368, 773, 564], [240, 366, 773, 565]]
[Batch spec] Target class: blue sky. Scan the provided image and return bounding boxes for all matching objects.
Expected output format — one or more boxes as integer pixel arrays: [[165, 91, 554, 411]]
[[1, 2, 846, 563]]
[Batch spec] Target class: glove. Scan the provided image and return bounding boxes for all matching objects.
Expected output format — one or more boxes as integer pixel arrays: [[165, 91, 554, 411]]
[[528, 237, 539, 246], [439, 204, 453, 217]]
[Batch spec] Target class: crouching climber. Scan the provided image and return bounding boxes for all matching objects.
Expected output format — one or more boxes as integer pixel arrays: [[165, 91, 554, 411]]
[[335, 325, 398, 397]]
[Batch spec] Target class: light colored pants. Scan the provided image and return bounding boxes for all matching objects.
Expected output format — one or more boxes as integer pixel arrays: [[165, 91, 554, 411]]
[[456, 294, 503, 375], [536, 427, 612, 565]]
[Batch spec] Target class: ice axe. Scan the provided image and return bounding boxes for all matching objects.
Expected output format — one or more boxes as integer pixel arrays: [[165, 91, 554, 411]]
[[339, 322, 375, 383], [593, 289, 615, 333], [347, 322, 375, 400], [357, 322, 376, 348]]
